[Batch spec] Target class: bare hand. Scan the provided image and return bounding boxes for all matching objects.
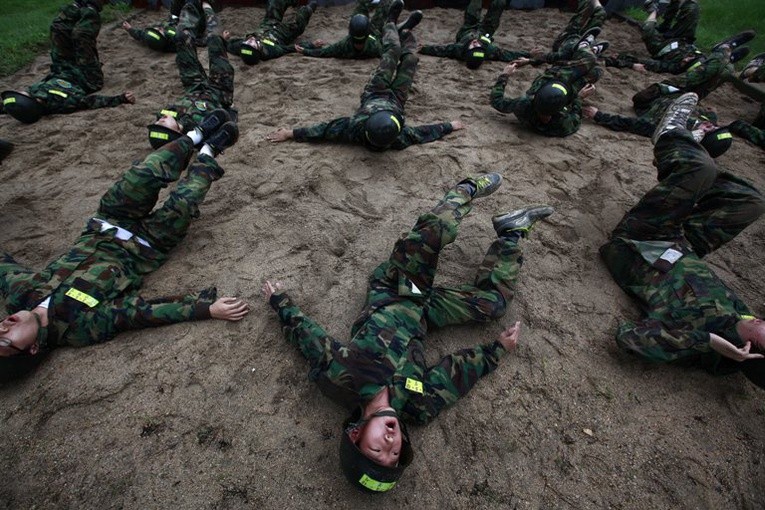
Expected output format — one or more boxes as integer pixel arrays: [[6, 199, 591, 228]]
[[513, 57, 531, 67], [710, 333, 765, 362], [265, 128, 294, 143], [313, 38, 325, 47], [632, 63, 646, 72], [123, 91, 136, 104], [261, 280, 284, 302], [210, 297, 250, 321], [582, 105, 598, 119], [450, 120, 465, 131], [295, 44, 304, 53], [530, 47, 545, 59], [579, 83, 596, 99], [498, 321, 521, 351], [122, 21, 132, 30], [501, 63, 517, 76]]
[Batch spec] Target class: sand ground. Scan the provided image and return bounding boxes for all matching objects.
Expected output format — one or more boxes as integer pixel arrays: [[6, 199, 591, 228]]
[[1, 4, 764, 509]]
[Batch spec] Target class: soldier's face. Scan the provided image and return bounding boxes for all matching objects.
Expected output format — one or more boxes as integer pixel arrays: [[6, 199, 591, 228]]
[[468, 39, 482, 50], [244, 37, 262, 52], [352, 413, 403, 468], [156, 115, 181, 133], [0, 312, 39, 357]]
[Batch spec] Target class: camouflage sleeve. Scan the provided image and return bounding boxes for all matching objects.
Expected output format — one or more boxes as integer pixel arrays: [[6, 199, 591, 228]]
[[615, 318, 712, 362], [302, 40, 349, 58], [490, 74, 525, 113], [78, 93, 128, 110], [412, 341, 507, 424], [419, 44, 462, 59], [66, 288, 218, 346], [664, 0, 699, 42], [729, 120, 765, 149], [555, 100, 583, 137], [492, 47, 531, 62], [593, 111, 654, 137], [656, 0, 679, 33], [127, 27, 147, 43], [292, 117, 355, 143], [643, 57, 684, 74], [390, 123, 454, 149], [269, 292, 342, 371]]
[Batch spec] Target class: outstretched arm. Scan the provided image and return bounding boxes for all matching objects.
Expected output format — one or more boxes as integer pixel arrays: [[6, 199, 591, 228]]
[[270, 117, 354, 144], [490, 65, 525, 113], [391, 120, 463, 149], [78, 91, 136, 110]]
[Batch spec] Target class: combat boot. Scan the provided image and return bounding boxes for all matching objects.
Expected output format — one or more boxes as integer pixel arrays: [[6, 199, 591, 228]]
[[196, 109, 231, 140], [397, 10, 423, 32], [205, 122, 239, 156], [651, 92, 698, 145], [712, 30, 755, 52], [492, 205, 554, 238]]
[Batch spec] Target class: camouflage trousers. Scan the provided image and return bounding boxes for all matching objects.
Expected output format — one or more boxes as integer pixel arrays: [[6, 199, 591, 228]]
[[729, 119, 765, 149], [49, 2, 103, 94], [96, 137, 223, 271], [361, 23, 418, 109], [642, 19, 670, 56], [456, 0, 505, 42], [178, 0, 220, 41], [612, 131, 764, 257], [262, 4, 313, 45], [265, 0, 298, 23], [177, 30, 234, 107], [367, 186, 521, 328], [552, 0, 606, 52], [532, 46, 601, 95]]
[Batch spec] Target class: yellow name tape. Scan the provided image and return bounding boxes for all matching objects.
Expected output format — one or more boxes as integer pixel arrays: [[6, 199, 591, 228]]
[[741, 314, 755, 320], [150, 131, 170, 140], [717, 132, 733, 140], [405, 377, 423, 394], [3, 97, 16, 105], [473, 51, 485, 58], [688, 61, 702, 70], [160, 109, 178, 117], [65, 288, 99, 308], [48, 89, 68, 98], [551, 83, 568, 95], [241, 48, 253, 55], [263, 39, 275, 46], [358, 474, 396, 492], [480, 35, 491, 44], [148, 30, 161, 40], [390, 115, 401, 132]]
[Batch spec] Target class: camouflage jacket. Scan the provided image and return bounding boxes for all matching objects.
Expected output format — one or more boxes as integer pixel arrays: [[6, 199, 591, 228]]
[[26, 76, 127, 115], [269, 292, 507, 425], [419, 41, 529, 63], [594, 96, 717, 137], [157, 95, 224, 134], [491, 74, 582, 137], [300, 34, 381, 59], [605, 47, 701, 75], [729, 120, 765, 149], [127, 20, 178, 51], [0, 220, 215, 349], [600, 237, 750, 370]]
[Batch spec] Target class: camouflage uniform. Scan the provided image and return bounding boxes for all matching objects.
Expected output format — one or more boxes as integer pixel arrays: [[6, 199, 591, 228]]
[[227, 0, 313, 61], [126, 17, 179, 52], [293, 23, 454, 150], [419, 0, 529, 63], [11, 0, 129, 116], [728, 120, 765, 149], [600, 130, 764, 372], [300, 0, 386, 59], [156, 3, 234, 132], [632, 46, 733, 115], [0, 137, 224, 350], [545, 0, 607, 63], [491, 46, 602, 137], [268, 186, 522, 423], [593, 96, 717, 137]]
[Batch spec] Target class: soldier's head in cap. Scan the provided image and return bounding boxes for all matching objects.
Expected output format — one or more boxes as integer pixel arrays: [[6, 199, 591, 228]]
[[349, 14, 371, 51], [2, 90, 46, 124], [464, 37, 489, 70], [238, 36, 264, 65]]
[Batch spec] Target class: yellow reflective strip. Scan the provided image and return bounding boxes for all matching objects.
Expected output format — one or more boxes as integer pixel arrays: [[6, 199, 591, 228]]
[[48, 89, 69, 98], [150, 131, 170, 140], [551, 83, 568, 95], [390, 115, 401, 132], [65, 288, 100, 308], [688, 61, 702, 70], [480, 35, 491, 44], [241, 48, 253, 55], [148, 30, 161, 40], [358, 474, 396, 492], [167, 29, 176, 36], [160, 109, 178, 117], [740, 315, 755, 320], [717, 132, 733, 140], [369, 35, 376, 40], [473, 51, 485, 58], [263, 39, 275, 46], [3, 97, 16, 105], [405, 377, 424, 394]]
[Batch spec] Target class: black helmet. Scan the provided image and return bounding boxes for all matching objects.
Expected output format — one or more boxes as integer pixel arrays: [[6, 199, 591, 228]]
[[464, 42, 487, 70], [701, 127, 733, 158], [532, 81, 570, 117], [741, 357, 765, 391], [339, 409, 414, 493], [145, 28, 170, 51], [147, 123, 183, 149], [239, 42, 261, 65], [2, 91, 45, 124], [349, 14, 370, 41], [0, 353, 47, 384], [364, 111, 402, 149]]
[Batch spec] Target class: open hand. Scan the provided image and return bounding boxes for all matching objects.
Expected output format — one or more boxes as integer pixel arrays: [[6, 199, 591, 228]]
[[121, 21, 132, 30], [450, 120, 465, 131], [265, 128, 293, 143], [261, 280, 284, 302], [579, 83, 596, 99], [210, 297, 250, 321], [498, 321, 521, 351], [123, 91, 136, 104], [582, 105, 598, 119]]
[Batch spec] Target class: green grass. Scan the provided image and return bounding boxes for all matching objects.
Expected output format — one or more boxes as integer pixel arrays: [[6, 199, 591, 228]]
[[0, 0, 133, 77], [625, 0, 765, 60]]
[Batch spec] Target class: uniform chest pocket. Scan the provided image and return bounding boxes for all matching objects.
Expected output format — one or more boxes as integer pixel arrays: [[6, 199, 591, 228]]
[[684, 274, 712, 299]]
